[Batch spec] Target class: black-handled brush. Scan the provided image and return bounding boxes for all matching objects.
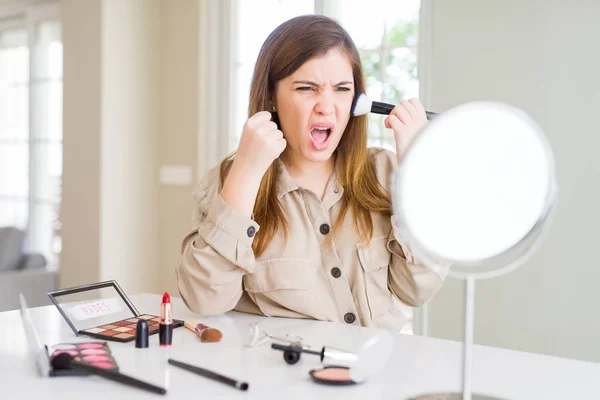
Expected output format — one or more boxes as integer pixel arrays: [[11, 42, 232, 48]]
[[51, 353, 167, 395], [351, 93, 437, 120]]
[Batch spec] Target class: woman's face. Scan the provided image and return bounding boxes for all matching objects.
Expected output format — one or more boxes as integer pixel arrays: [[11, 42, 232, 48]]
[[274, 48, 354, 164]]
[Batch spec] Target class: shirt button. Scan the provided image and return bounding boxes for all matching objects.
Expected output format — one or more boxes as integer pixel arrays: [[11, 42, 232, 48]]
[[247, 226, 256, 237], [319, 224, 330, 235], [331, 267, 341, 278], [344, 313, 356, 324]]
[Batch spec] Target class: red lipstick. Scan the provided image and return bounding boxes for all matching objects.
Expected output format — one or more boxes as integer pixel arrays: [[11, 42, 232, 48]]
[[159, 292, 173, 346]]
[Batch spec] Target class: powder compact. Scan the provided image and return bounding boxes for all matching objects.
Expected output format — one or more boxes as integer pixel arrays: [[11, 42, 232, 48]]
[[47, 280, 183, 343], [48, 341, 118, 376], [309, 366, 357, 386], [271, 331, 396, 387], [19, 294, 119, 377]]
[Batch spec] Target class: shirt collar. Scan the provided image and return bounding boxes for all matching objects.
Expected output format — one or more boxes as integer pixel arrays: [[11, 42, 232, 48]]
[[275, 154, 345, 207], [275, 158, 300, 199]]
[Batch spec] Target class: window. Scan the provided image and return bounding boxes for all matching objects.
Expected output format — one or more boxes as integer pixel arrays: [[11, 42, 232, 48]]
[[335, 0, 421, 150], [0, 3, 62, 270]]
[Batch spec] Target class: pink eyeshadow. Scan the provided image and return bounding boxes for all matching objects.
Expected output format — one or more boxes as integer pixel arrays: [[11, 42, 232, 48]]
[[82, 355, 111, 362], [91, 362, 115, 369], [78, 342, 105, 349], [81, 349, 107, 355], [53, 350, 79, 357]]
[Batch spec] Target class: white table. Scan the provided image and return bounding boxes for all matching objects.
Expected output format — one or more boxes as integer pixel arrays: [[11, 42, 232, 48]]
[[2, 293, 599, 399]]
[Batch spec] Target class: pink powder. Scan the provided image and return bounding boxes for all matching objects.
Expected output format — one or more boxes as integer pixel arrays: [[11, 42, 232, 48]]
[[82, 355, 111, 362], [81, 349, 107, 355], [52, 350, 79, 357], [78, 343, 105, 349]]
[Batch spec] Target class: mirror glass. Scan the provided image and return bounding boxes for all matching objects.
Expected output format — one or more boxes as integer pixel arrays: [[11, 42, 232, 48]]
[[392, 101, 557, 266]]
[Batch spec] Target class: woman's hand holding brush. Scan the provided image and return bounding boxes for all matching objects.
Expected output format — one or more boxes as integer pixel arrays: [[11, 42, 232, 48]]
[[384, 99, 429, 163], [350, 93, 435, 164]]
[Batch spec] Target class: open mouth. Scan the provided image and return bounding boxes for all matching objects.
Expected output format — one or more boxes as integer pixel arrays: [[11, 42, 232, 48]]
[[310, 127, 331, 144]]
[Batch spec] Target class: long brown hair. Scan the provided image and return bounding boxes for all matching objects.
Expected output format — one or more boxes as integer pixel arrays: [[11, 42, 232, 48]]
[[220, 15, 391, 256]]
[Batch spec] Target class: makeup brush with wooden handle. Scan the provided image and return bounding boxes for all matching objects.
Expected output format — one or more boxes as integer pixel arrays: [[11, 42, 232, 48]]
[[184, 318, 223, 342]]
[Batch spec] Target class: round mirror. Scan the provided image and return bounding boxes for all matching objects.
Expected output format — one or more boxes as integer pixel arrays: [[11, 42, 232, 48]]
[[392, 101, 558, 270], [394, 101, 558, 400]]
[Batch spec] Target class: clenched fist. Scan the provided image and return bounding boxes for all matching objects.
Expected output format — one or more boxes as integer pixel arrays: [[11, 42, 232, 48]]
[[220, 111, 287, 217], [235, 111, 287, 175]]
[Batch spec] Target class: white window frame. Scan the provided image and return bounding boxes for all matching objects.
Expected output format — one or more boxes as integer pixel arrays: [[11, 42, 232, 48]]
[[0, 0, 62, 267]]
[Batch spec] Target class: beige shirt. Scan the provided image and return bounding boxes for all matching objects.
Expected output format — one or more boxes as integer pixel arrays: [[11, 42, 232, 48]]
[[175, 148, 448, 331]]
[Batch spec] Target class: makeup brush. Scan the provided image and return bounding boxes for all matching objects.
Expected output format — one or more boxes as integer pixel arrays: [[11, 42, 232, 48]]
[[184, 318, 223, 342], [51, 353, 167, 395], [351, 93, 437, 120], [168, 359, 249, 391]]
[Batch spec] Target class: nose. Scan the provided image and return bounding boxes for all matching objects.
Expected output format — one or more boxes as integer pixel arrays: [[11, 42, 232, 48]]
[[314, 90, 335, 116]]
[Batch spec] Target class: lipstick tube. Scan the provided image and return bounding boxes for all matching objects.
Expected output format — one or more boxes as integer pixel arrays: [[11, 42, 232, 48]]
[[159, 292, 173, 346]]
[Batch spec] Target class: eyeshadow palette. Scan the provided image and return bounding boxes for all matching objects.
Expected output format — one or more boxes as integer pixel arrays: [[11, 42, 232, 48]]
[[49, 342, 118, 376], [47, 280, 184, 343], [79, 314, 182, 343]]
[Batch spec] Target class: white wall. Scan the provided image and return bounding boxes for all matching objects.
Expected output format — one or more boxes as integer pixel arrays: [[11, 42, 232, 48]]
[[100, 0, 160, 293], [158, 0, 200, 295], [61, 0, 161, 294], [61, 0, 102, 288], [424, 0, 600, 363]]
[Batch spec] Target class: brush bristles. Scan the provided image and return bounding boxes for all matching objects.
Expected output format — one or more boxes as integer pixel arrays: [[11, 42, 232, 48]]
[[351, 93, 372, 116], [200, 329, 223, 343], [184, 318, 223, 342]]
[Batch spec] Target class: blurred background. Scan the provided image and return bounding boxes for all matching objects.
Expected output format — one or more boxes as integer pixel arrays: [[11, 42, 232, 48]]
[[1, 0, 599, 365]]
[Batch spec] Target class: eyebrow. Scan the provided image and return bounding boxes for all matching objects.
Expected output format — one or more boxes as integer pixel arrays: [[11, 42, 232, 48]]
[[292, 80, 353, 87]]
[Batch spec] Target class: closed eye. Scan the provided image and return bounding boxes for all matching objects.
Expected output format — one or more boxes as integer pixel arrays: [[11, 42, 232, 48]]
[[295, 86, 351, 92]]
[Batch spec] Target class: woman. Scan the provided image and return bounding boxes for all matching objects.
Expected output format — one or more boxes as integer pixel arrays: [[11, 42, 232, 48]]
[[175, 15, 448, 331]]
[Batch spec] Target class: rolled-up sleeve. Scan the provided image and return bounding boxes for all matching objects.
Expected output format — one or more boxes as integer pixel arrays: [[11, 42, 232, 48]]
[[175, 168, 259, 315], [372, 148, 449, 307], [387, 215, 449, 307]]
